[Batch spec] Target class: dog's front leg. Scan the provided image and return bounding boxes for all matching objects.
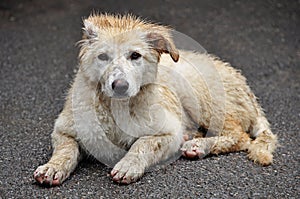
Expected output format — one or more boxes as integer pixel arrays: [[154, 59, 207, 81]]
[[34, 131, 80, 186], [111, 133, 181, 184]]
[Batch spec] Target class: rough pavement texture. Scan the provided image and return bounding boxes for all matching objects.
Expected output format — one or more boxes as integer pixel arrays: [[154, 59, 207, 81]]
[[0, 0, 299, 198]]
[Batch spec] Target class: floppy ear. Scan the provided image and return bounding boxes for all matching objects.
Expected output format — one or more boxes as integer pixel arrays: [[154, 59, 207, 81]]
[[82, 19, 99, 42], [77, 19, 100, 60], [146, 32, 179, 62]]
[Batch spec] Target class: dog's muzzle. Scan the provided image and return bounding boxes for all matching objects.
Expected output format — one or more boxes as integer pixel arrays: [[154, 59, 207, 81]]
[[112, 79, 129, 96]]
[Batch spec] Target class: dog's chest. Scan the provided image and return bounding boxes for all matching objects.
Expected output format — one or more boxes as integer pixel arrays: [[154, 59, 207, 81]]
[[94, 100, 137, 150], [73, 98, 136, 166]]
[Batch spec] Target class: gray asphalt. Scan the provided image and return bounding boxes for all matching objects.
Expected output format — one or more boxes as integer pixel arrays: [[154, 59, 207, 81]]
[[0, 0, 299, 198]]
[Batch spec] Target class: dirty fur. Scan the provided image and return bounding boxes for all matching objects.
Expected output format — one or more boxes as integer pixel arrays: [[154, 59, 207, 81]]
[[34, 14, 278, 186]]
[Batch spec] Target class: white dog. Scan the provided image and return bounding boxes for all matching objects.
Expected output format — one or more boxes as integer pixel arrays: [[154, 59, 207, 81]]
[[34, 14, 278, 185]]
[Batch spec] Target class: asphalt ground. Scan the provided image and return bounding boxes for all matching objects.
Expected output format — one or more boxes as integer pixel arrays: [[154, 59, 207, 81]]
[[0, 0, 299, 198]]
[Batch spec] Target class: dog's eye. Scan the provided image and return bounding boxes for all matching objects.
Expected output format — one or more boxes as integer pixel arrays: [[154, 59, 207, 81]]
[[130, 52, 141, 60], [98, 53, 109, 61]]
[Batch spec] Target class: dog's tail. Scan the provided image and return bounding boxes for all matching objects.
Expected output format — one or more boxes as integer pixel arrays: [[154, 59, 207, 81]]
[[247, 116, 278, 166]]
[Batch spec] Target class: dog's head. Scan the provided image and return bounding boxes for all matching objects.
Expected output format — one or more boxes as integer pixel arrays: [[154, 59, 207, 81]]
[[78, 14, 179, 98]]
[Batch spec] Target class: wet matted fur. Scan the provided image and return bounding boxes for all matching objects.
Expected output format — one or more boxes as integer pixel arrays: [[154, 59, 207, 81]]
[[34, 14, 278, 185]]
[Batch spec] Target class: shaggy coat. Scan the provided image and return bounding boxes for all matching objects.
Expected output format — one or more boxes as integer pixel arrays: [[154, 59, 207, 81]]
[[34, 14, 277, 185]]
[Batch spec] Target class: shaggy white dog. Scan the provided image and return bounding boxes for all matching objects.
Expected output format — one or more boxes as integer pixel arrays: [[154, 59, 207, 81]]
[[34, 14, 277, 185]]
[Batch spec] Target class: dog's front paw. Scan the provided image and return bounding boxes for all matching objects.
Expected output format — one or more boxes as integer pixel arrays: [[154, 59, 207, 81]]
[[33, 163, 69, 186], [111, 156, 145, 184]]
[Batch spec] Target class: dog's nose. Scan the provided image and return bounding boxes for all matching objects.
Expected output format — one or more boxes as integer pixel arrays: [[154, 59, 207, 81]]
[[112, 79, 129, 95]]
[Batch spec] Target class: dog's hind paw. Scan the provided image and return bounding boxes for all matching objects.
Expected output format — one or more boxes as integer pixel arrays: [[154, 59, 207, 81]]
[[181, 139, 211, 159]]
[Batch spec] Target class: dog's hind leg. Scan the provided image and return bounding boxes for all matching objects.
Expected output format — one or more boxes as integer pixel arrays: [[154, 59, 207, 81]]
[[247, 116, 278, 166], [181, 117, 251, 159], [182, 116, 278, 166]]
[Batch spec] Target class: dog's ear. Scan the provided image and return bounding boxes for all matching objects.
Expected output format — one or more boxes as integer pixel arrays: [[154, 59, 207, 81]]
[[146, 32, 179, 62], [82, 19, 99, 42]]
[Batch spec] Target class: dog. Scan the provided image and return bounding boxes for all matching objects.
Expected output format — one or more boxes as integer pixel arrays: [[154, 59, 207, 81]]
[[33, 14, 278, 185]]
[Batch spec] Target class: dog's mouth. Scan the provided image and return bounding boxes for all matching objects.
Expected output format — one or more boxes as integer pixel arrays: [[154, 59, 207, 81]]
[[111, 93, 130, 99], [99, 86, 131, 99]]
